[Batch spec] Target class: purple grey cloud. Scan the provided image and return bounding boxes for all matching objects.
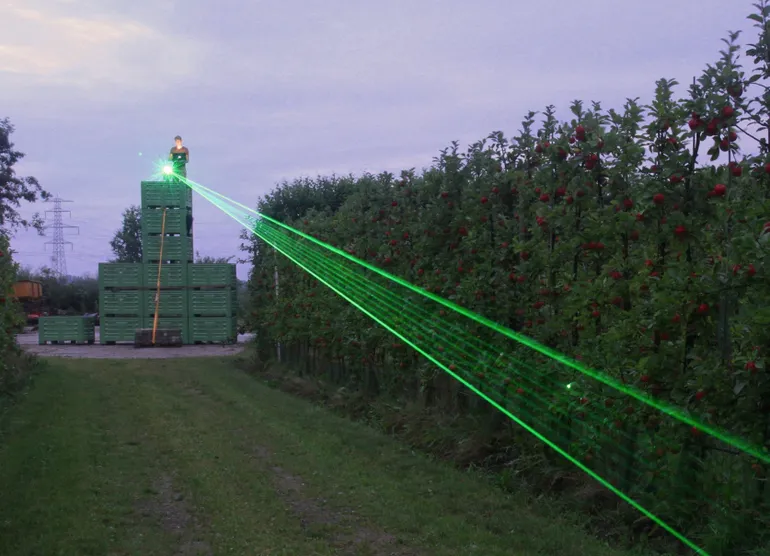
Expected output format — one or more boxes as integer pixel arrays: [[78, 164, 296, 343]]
[[0, 0, 756, 278]]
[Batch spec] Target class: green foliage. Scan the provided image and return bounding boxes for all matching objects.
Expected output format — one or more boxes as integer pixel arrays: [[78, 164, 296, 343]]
[[109, 205, 142, 263], [0, 118, 49, 235], [0, 234, 34, 397], [0, 116, 43, 399], [17, 266, 98, 315], [194, 251, 234, 264]]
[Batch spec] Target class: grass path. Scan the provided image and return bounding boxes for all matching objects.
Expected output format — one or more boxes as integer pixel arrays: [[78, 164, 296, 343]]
[[0, 357, 650, 556]]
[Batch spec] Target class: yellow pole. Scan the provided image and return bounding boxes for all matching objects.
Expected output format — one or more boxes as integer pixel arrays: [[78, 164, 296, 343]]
[[152, 208, 167, 345]]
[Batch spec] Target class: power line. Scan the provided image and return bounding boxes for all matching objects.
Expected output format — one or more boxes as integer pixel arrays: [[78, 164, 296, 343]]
[[43, 196, 79, 278]]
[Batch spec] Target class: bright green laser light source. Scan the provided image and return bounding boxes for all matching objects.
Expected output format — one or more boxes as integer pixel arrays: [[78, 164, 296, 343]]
[[162, 165, 173, 175]]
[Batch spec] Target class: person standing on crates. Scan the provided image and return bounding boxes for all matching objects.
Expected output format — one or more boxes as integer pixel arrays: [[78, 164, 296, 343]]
[[169, 135, 189, 178], [168, 135, 193, 236]]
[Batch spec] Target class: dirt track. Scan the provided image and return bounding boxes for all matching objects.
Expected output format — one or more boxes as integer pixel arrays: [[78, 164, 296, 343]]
[[0, 356, 631, 556], [16, 328, 253, 359]]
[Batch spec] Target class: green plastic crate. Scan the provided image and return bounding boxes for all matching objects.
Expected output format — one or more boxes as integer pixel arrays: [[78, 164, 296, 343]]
[[189, 263, 236, 287], [99, 289, 143, 316], [188, 288, 236, 316], [140, 181, 193, 209], [38, 316, 95, 344], [143, 289, 188, 316], [98, 263, 144, 288], [142, 317, 190, 344], [143, 234, 193, 263], [144, 262, 189, 288], [100, 316, 142, 344], [190, 316, 237, 343], [142, 207, 189, 235]]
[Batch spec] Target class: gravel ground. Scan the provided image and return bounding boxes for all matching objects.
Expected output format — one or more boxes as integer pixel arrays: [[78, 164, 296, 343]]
[[16, 327, 254, 359]]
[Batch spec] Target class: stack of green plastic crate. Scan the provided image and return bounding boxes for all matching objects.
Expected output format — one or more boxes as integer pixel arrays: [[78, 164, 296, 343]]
[[97, 180, 237, 344], [141, 180, 194, 343], [188, 263, 238, 344], [39, 315, 96, 345], [98, 262, 144, 343], [141, 181, 194, 264]]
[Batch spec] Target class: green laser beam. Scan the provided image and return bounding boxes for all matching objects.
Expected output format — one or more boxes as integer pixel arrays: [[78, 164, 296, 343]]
[[182, 174, 769, 466], [218, 193, 708, 556], [192, 187, 711, 554], [250, 218, 663, 481], [189, 179, 760, 478], [248, 216, 648, 459], [249, 214, 719, 475], [166, 173, 768, 553]]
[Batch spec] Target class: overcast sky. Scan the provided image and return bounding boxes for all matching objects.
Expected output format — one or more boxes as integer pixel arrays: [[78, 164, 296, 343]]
[[0, 0, 757, 279]]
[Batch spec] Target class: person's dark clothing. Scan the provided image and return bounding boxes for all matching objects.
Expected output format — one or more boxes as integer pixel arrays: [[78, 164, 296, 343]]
[[169, 146, 189, 178]]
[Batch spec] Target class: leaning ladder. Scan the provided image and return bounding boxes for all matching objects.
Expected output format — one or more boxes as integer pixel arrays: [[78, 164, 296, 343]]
[[151, 208, 167, 345]]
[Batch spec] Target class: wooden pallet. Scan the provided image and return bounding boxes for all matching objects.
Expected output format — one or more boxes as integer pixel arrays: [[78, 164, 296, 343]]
[[134, 328, 183, 347]]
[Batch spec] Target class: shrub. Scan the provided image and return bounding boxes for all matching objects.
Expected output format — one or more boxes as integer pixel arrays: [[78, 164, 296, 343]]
[[0, 234, 36, 398]]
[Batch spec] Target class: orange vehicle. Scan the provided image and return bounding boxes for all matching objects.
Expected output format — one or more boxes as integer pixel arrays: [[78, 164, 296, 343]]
[[11, 280, 45, 324], [13, 280, 43, 299]]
